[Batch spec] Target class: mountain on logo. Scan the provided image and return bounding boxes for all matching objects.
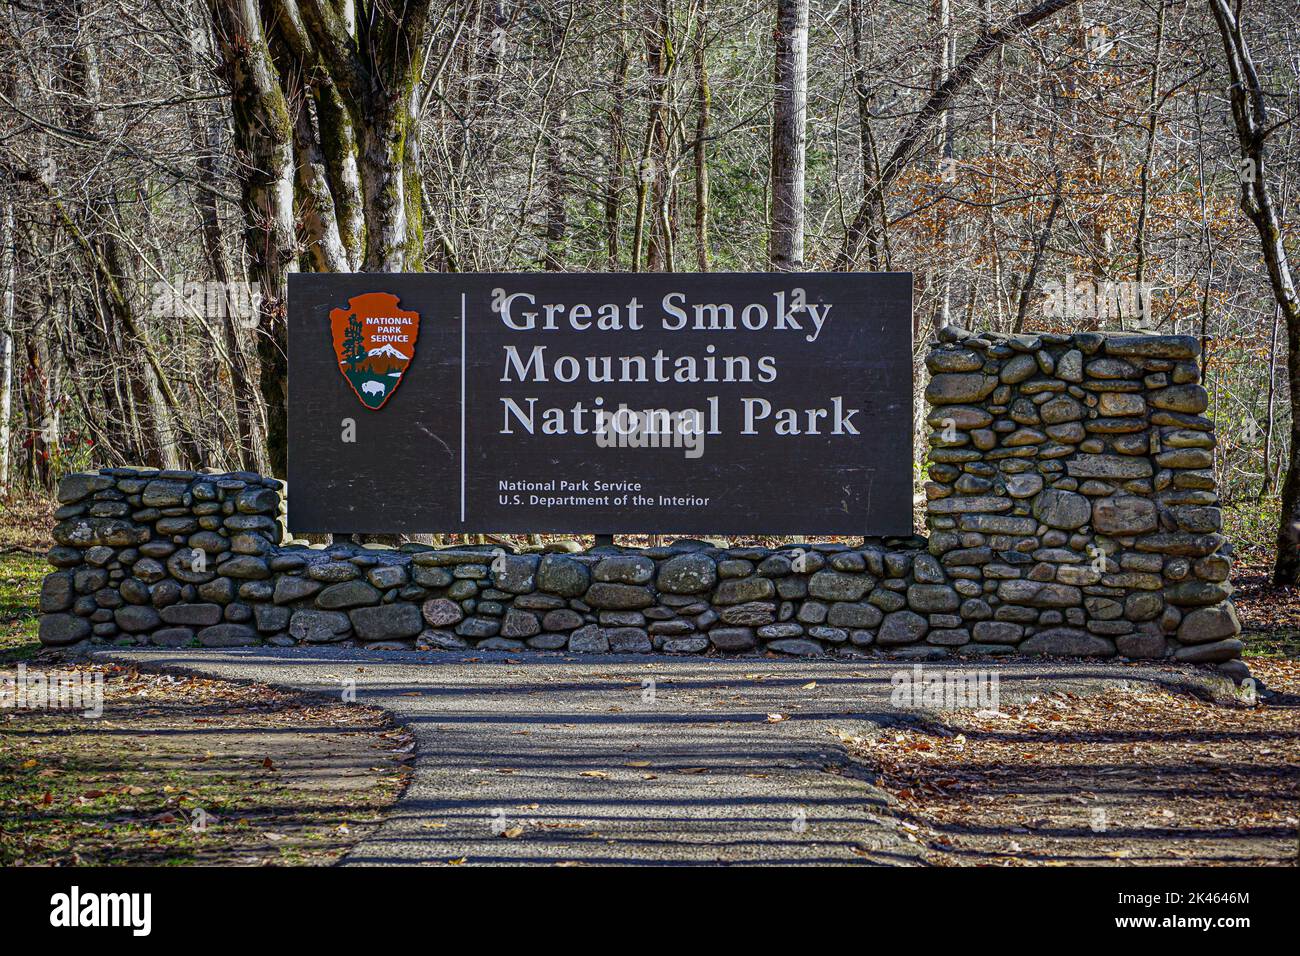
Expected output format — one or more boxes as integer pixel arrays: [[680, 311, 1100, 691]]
[[329, 292, 421, 410], [367, 344, 409, 361]]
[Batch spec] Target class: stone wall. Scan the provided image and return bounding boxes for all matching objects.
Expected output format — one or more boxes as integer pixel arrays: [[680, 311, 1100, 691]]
[[37, 328, 1241, 663]]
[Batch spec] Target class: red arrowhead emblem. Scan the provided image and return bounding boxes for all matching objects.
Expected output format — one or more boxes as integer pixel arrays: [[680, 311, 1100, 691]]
[[329, 292, 420, 410]]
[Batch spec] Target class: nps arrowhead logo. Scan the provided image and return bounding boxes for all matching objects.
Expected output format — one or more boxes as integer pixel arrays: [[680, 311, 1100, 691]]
[[329, 292, 420, 410]]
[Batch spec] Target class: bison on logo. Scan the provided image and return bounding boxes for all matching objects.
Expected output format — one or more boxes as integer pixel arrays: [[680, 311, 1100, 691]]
[[329, 292, 420, 410]]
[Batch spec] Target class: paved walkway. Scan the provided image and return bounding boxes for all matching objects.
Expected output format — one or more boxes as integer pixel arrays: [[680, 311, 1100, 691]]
[[94, 647, 1207, 866]]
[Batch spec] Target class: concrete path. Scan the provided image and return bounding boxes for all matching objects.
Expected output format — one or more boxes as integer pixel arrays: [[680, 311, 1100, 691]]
[[92, 647, 1208, 866]]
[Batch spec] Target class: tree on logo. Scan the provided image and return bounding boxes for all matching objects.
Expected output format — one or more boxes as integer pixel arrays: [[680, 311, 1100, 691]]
[[342, 314, 366, 370]]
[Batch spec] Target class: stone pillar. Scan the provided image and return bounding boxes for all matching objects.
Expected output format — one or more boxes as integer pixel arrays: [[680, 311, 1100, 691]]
[[40, 468, 284, 648], [923, 327, 1240, 662]]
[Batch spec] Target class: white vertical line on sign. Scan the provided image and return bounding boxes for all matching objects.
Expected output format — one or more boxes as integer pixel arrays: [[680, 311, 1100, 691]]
[[460, 292, 466, 524]]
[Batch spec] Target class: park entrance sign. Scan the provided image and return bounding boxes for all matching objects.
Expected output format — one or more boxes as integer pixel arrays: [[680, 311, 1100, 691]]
[[39, 326, 1244, 663], [287, 273, 913, 535]]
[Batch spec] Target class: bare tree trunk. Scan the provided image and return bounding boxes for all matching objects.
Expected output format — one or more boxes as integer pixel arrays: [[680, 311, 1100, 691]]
[[933, 0, 953, 326], [542, 4, 570, 271], [631, 119, 652, 271], [295, 0, 433, 272], [0, 200, 12, 488], [1015, 169, 1062, 332], [1262, 301, 1281, 497], [606, 0, 630, 269], [693, 0, 711, 272], [848, 0, 888, 270], [769, 0, 808, 271], [23, 335, 51, 489], [1260, 115, 1295, 498], [358, 98, 419, 271], [184, 11, 267, 472], [633, 2, 671, 272], [1208, 0, 1300, 583], [195, 117, 269, 473], [207, 0, 297, 477], [643, 0, 674, 272], [1133, 0, 1167, 292]]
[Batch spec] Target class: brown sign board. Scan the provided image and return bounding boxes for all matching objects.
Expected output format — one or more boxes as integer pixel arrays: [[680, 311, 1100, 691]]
[[287, 273, 913, 535]]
